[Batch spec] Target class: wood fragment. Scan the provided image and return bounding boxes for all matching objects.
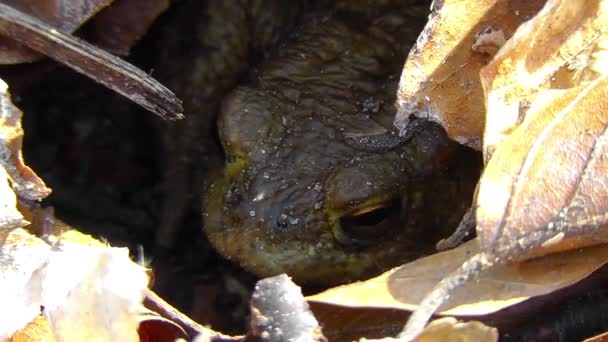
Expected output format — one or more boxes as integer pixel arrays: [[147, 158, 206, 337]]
[[0, 2, 183, 120]]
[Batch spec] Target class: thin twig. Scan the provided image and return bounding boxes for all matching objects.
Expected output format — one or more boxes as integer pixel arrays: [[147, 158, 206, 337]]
[[144, 290, 240, 341], [0, 2, 183, 120], [398, 253, 493, 341]]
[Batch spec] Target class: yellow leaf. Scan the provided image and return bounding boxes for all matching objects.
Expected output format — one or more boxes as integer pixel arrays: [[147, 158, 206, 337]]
[[412, 317, 497, 342], [395, 0, 545, 150], [480, 0, 608, 159], [308, 239, 608, 316], [10, 316, 55, 342]]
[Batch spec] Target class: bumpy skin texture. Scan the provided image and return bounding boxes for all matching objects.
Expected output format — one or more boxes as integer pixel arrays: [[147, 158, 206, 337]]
[[154, 0, 316, 247], [205, 3, 479, 285]]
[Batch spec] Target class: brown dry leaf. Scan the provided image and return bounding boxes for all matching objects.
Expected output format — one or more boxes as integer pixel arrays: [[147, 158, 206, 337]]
[[480, 0, 608, 159], [10, 316, 55, 342], [0, 79, 51, 201], [585, 331, 608, 342], [0, 225, 149, 341], [361, 318, 497, 342], [308, 238, 608, 316], [138, 308, 188, 342], [396, 0, 608, 339], [309, 304, 408, 341], [395, 0, 546, 150], [0, 228, 52, 339], [0, 78, 50, 244], [476, 76, 608, 261], [475, 0, 608, 261], [0, 166, 28, 245], [0, 0, 114, 64], [406, 317, 497, 342]]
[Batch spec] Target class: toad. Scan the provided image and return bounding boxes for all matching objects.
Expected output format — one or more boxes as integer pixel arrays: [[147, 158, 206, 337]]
[[202, 2, 479, 285]]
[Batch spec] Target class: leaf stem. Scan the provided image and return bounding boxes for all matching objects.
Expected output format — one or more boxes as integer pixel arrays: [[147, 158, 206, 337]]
[[398, 252, 493, 341]]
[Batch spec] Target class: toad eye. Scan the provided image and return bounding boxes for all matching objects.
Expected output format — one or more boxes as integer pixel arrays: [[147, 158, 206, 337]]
[[335, 198, 402, 246]]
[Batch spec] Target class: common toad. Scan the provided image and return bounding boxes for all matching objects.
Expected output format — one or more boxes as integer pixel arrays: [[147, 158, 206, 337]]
[[202, 2, 479, 285]]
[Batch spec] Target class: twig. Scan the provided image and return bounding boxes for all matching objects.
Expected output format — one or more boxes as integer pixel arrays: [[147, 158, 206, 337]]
[[397, 253, 494, 341], [0, 2, 183, 120], [144, 290, 240, 341]]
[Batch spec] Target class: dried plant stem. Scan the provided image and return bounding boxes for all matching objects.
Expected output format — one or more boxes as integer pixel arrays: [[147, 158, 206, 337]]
[[0, 2, 183, 120], [398, 252, 493, 341], [436, 206, 476, 251], [145, 290, 235, 340]]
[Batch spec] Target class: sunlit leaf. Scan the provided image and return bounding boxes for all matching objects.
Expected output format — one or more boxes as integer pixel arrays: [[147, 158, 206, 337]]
[[0, 229, 51, 339], [0, 78, 50, 245], [0, 79, 51, 201], [308, 239, 608, 316], [480, 0, 608, 160], [0, 224, 149, 341], [138, 308, 188, 342], [396, 1, 608, 339], [585, 331, 608, 342], [395, 0, 545, 150], [409, 317, 497, 342], [10, 316, 55, 342]]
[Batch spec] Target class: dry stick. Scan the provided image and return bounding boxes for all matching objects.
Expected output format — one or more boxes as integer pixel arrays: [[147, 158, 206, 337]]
[[398, 252, 494, 341], [0, 2, 183, 120], [144, 290, 237, 340]]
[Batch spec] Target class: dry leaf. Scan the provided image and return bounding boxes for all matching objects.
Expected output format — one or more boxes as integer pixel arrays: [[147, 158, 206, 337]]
[[395, 0, 545, 150], [475, 0, 608, 265], [0, 229, 51, 339], [403, 317, 497, 342], [138, 308, 188, 342], [476, 76, 608, 261], [480, 0, 608, 159], [0, 77, 51, 245], [0, 226, 149, 341], [308, 239, 608, 316], [0, 79, 51, 201], [144, 290, 233, 341], [309, 304, 408, 341], [362, 318, 497, 342], [585, 331, 608, 342], [399, 1, 608, 338], [0, 0, 114, 64], [10, 316, 55, 342], [0, 167, 28, 245]]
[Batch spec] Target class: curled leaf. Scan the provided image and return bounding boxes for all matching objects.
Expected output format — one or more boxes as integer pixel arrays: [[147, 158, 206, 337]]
[[480, 0, 608, 159], [10, 315, 55, 342], [307, 239, 608, 316], [395, 0, 545, 149], [400, 0, 608, 338], [0, 225, 150, 341], [0, 78, 51, 201], [410, 317, 497, 342], [0, 77, 49, 245]]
